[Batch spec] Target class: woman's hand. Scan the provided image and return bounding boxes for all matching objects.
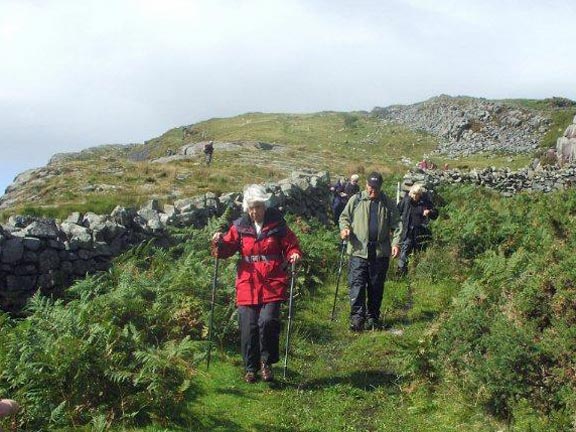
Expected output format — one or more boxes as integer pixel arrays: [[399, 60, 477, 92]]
[[289, 253, 301, 263]]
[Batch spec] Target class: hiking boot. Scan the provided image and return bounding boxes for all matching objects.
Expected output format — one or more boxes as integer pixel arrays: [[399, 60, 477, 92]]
[[395, 267, 407, 280], [365, 318, 382, 331], [349, 322, 364, 333], [244, 371, 257, 383], [260, 361, 274, 382]]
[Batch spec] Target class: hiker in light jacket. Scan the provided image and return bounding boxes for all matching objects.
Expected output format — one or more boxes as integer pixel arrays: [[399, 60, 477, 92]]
[[212, 184, 302, 383], [339, 172, 402, 332]]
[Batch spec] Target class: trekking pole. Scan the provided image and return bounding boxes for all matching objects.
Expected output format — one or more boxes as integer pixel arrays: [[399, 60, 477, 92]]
[[206, 241, 221, 370], [283, 261, 297, 379], [330, 240, 347, 321]]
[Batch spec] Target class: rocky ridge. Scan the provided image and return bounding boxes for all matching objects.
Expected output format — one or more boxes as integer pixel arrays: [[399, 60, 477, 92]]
[[373, 95, 551, 157]]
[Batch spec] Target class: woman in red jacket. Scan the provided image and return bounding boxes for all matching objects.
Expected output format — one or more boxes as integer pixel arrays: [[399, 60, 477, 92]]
[[212, 184, 302, 383]]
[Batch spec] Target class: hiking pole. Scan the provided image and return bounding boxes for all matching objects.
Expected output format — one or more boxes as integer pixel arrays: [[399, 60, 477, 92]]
[[283, 261, 297, 379], [207, 241, 221, 370], [330, 240, 347, 320]]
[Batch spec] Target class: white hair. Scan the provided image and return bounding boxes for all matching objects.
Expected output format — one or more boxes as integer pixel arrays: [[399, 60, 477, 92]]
[[409, 183, 426, 199], [242, 184, 271, 212], [350, 174, 359, 182]]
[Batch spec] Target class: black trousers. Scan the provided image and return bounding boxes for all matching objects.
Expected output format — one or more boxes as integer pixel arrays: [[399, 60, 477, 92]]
[[348, 254, 390, 325], [238, 302, 282, 372]]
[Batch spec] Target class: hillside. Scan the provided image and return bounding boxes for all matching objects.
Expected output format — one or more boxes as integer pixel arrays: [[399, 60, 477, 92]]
[[2, 187, 576, 431], [1, 95, 573, 220], [1, 95, 576, 431]]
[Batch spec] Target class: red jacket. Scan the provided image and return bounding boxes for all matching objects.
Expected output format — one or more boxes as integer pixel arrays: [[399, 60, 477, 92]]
[[215, 208, 302, 306]]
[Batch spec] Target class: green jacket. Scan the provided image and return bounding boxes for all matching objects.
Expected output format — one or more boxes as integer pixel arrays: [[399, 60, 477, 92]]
[[338, 190, 402, 259]]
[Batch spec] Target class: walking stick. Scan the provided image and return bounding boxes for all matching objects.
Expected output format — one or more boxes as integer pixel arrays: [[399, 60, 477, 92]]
[[283, 261, 297, 379], [330, 240, 347, 321], [206, 241, 220, 370]]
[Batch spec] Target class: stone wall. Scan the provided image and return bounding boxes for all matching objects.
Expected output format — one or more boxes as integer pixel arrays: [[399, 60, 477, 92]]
[[401, 164, 576, 197], [0, 170, 331, 312]]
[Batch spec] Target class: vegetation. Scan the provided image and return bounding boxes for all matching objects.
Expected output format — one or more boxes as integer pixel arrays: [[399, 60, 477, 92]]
[[2, 184, 576, 430], [1, 98, 576, 429], [4, 97, 573, 220]]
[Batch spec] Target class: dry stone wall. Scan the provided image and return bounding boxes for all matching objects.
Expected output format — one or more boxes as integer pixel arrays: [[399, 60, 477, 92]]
[[0, 170, 331, 312], [402, 164, 576, 197]]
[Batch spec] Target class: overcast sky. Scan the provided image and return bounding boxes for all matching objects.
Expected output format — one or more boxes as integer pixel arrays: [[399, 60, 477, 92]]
[[1, 0, 575, 195]]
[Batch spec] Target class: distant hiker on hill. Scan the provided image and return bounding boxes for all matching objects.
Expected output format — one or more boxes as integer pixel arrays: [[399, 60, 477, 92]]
[[396, 184, 438, 277], [204, 141, 214, 166], [330, 174, 360, 224], [212, 184, 302, 383], [339, 172, 402, 331]]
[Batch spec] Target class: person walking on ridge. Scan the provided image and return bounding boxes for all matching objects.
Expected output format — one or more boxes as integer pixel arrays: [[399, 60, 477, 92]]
[[204, 141, 214, 166], [339, 172, 402, 331], [212, 184, 302, 383]]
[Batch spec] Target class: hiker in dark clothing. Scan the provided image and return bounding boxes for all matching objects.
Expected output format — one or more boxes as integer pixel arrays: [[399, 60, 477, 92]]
[[396, 183, 438, 276], [331, 174, 360, 224], [343, 174, 360, 197], [204, 141, 214, 166], [330, 177, 346, 224], [339, 172, 402, 331]]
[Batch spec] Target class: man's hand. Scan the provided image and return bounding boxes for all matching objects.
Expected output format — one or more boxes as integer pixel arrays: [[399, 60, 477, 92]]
[[340, 228, 350, 240], [391, 245, 399, 258]]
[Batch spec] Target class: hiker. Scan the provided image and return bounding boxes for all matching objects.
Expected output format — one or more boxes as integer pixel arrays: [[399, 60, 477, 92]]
[[212, 184, 302, 383], [330, 177, 346, 224], [203, 141, 214, 166], [330, 174, 360, 224], [339, 172, 402, 331], [396, 183, 438, 277], [343, 173, 360, 198]]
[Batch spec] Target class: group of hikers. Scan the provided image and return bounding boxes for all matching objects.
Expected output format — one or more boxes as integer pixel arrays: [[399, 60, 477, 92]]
[[1, 172, 437, 421], [211, 171, 438, 383]]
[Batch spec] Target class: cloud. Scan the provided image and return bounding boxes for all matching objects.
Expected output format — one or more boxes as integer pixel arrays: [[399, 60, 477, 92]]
[[0, 0, 575, 192]]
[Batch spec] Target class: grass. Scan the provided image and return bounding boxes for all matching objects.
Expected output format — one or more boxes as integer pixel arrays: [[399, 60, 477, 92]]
[[2, 102, 573, 222], [115, 268, 507, 432]]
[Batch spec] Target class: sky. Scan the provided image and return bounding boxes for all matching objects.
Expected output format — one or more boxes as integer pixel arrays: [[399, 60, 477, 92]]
[[1, 0, 575, 196]]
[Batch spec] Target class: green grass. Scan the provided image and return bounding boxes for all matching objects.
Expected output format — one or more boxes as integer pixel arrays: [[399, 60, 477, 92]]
[[170, 274, 504, 432], [3, 100, 573, 220]]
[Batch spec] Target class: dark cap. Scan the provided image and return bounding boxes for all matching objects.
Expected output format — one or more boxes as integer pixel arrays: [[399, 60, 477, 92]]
[[367, 172, 383, 188]]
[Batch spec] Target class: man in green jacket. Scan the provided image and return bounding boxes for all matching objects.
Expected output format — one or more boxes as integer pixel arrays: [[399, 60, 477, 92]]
[[339, 172, 402, 331]]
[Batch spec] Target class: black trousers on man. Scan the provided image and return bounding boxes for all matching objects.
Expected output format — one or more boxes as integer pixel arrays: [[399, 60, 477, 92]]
[[348, 253, 390, 329], [238, 302, 281, 372]]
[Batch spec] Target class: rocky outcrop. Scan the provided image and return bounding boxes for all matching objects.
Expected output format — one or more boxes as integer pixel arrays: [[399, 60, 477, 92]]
[[556, 115, 576, 162], [152, 140, 282, 164], [373, 95, 550, 157], [0, 170, 331, 312]]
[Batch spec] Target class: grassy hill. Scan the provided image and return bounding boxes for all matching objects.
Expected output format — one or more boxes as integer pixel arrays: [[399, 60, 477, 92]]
[[1, 96, 576, 430], [5, 94, 575, 221]]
